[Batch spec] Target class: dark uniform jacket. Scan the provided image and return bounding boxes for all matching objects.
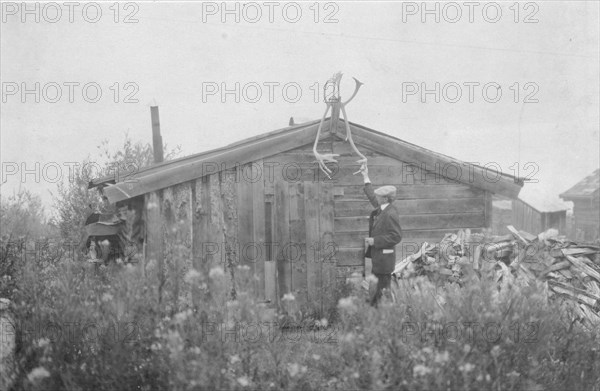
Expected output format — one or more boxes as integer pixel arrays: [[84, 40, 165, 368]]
[[364, 183, 403, 274]]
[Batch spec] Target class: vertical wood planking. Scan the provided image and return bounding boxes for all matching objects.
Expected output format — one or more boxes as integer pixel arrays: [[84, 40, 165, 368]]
[[264, 200, 277, 303], [221, 169, 239, 298], [192, 179, 211, 274], [289, 182, 307, 305], [161, 187, 177, 309], [484, 191, 493, 229], [208, 173, 225, 270], [252, 160, 266, 300], [304, 181, 321, 314], [319, 181, 336, 314], [145, 191, 163, 279], [237, 164, 255, 290], [274, 179, 291, 301]]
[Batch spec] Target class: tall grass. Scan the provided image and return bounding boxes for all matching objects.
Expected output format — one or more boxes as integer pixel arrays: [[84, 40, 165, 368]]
[[2, 241, 599, 390]]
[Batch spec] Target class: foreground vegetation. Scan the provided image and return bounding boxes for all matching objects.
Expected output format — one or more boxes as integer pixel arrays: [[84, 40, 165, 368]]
[[1, 236, 599, 390]]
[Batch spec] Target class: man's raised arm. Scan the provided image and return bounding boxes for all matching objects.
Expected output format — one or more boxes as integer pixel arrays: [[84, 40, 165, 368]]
[[359, 163, 379, 208]]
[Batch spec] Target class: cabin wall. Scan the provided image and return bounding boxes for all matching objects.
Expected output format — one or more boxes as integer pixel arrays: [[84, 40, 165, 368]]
[[512, 199, 567, 236], [143, 135, 492, 315], [572, 199, 600, 240]]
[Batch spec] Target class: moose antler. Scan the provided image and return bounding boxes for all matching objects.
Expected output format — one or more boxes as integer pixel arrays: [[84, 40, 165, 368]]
[[312, 73, 365, 179]]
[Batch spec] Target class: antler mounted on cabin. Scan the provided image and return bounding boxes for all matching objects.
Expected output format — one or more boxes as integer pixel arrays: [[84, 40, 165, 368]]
[[312, 72, 367, 179]]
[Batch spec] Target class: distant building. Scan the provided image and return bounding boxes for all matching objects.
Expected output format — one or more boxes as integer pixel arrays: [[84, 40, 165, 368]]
[[560, 169, 600, 241], [512, 194, 568, 235]]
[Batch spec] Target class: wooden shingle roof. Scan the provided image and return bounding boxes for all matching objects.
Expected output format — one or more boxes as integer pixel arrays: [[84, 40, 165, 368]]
[[93, 118, 524, 203], [560, 169, 600, 200]]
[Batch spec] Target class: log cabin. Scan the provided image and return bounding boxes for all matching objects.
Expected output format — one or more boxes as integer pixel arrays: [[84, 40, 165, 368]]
[[89, 117, 524, 315]]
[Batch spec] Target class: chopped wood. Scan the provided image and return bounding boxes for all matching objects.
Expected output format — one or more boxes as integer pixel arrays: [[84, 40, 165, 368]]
[[393, 225, 600, 325], [507, 225, 529, 245]]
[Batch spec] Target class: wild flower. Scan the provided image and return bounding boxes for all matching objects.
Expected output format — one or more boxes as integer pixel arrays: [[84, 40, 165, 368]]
[[288, 363, 300, 377], [413, 364, 432, 377], [459, 363, 475, 373], [36, 338, 50, 348], [507, 370, 520, 378], [230, 355, 241, 364], [101, 292, 113, 302], [315, 318, 328, 328], [287, 363, 306, 377], [27, 367, 50, 384], [209, 266, 225, 279], [237, 376, 250, 387], [338, 297, 357, 313], [184, 269, 202, 284], [434, 350, 449, 364], [174, 309, 192, 324], [282, 293, 295, 302]]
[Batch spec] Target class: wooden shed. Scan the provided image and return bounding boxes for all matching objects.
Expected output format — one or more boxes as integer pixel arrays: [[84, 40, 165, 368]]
[[512, 195, 568, 235], [560, 169, 600, 241], [90, 118, 523, 314]]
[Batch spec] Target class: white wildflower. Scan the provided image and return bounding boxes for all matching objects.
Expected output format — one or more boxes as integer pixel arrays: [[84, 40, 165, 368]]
[[101, 292, 113, 302], [281, 293, 295, 302], [209, 266, 224, 279], [459, 363, 475, 373], [366, 274, 379, 284], [338, 297, 357, 313], [434, 350, 449, 364], [413, 364, 432, 377], [36, 338, 50, 348], [184, 269, 202, 284], [287, 363, 300, 377], [174, 309, 192, 323], [237, 376, 250, 387], [230, 355, 241, 364], [27, 367, 50, 384]]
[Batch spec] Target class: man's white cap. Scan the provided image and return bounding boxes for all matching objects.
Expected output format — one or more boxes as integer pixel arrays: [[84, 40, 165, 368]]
[[374, 185, 396, 197]]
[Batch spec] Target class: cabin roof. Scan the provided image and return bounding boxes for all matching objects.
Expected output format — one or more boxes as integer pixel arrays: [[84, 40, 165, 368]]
[[560, 169, 600, 200], [92, 118, 524, 203]]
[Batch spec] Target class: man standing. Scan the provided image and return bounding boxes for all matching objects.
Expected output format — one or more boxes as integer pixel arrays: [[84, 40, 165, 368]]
[[359, 163, 402, 306]]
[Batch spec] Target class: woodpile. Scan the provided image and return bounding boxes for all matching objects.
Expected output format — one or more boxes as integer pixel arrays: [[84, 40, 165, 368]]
[[392, 225, 600, 327]]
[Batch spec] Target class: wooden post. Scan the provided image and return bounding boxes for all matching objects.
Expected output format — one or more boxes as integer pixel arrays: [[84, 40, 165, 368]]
[[151, 106, 164, 164]]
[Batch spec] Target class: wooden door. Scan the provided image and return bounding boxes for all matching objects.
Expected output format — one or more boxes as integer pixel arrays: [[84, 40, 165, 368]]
[[271, 180, 335, 316]]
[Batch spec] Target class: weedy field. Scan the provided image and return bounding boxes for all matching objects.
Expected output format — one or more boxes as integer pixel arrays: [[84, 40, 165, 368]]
[[1, 234, 599, 391]]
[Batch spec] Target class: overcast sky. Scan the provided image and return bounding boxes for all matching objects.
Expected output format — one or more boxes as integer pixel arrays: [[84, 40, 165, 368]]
[[1, 1, 599, 213]]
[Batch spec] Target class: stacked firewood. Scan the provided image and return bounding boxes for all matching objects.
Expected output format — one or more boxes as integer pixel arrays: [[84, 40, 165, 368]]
[[393, 226, 600, 326]]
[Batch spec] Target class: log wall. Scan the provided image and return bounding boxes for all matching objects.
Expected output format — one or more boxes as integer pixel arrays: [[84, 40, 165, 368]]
[[142, 135, 492, 315]]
